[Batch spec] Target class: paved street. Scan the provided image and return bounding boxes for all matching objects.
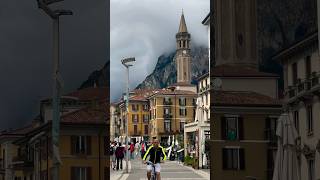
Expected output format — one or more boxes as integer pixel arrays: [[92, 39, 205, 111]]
[[111, 156, 209, 180]]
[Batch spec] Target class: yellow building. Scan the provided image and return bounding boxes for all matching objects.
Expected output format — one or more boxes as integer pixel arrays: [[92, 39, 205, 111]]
[[118, 90, 154, 143], [10, 105, 108, 180], [0, 87, 109, 180], [148, 88, 197, 145]]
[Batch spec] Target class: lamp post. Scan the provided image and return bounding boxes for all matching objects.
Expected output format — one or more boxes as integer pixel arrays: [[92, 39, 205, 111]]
[[121, 57, 135, 173], [36, 1, 72, 180]]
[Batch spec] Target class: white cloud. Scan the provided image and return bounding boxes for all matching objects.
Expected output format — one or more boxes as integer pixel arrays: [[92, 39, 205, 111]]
[[110, 0, 210, 101]]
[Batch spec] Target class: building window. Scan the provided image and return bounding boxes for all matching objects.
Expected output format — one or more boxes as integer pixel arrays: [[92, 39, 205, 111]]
[[180, 121, 185, 132], [294, 110, 299, 133], [179, 107, 187, 117], [164, 108, 171, 115], [222, 116, 241, 140], [222, 148, 245, 170], [308, 159, 315, 180], [144, 125, 148, 135], [307, 105, 313, 135], [134, 125, 138, 135], [179, 97, 186, 106], [71, 167, 91, 180], [306, 56, 311, 78], [143, 104, 149, 111], [164, 97, 171, 105], [164, 120, 171, 132], [132, 104, 139, 112], [143, 114, 149, 123], [204, 131, 210, 139], [132, 114, 139, 123], [71, 136, 91, 155], [292, 62, 298, 85]]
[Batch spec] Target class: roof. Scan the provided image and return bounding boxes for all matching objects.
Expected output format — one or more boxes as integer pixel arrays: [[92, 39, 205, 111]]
[[60, 105, 107, 125], [272, 31, 318, 61], [168, 82, 196, 87], [178, 12, 188, 33], [211, 65, 279, 78], [202, 12, 210, 25], [148, 89, 196, 98], [212, 91, 282, 107], [0, 124, 36, 139]]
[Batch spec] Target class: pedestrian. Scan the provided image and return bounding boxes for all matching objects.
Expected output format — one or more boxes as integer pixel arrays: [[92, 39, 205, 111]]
[[110, 141, 116, 170], [140, 141, 146, 158], [135, 141, 140, 158], [115, 142, 125, 170], [130, 142, 135, 159]]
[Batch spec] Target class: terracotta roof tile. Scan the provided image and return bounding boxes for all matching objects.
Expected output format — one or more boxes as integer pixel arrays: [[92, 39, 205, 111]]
[[61, 105, 107, 125], [212, 91, 281, 106]]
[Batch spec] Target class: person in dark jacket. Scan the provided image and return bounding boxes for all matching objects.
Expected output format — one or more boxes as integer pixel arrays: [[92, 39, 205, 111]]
[[115, 143, 125, 170], [142, 139, 167, 180]]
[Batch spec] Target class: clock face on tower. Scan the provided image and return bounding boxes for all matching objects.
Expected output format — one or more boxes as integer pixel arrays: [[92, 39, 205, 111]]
[[183, 50, 187, 54]]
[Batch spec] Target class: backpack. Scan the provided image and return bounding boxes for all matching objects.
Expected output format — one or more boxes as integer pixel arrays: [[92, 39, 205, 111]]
[[110, 146, 114, 155], [116, 147, 124, 158]]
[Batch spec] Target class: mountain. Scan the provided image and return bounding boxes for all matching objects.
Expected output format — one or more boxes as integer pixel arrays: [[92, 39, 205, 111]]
[[136, 46, 209, 89], [79, 61, 109, 89], [138, 0, 317, 90]]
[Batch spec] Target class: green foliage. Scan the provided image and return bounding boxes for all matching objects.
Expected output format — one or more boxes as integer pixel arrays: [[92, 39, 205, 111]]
[[184, 155, 194, 166]]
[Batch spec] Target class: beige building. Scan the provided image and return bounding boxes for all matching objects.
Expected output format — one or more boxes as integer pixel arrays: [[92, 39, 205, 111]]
[[210, 0, 282, 179], [148, 89, 197, 145], [184, 73, 210, 169], [110, 103, 120, 141], [273, 32, 320, 180]]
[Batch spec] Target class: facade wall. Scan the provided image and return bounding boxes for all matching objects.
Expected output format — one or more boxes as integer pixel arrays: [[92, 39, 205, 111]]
[[282, 44, 320, 180], [221, 78, 278, 99], [149, 95, 196, 140]]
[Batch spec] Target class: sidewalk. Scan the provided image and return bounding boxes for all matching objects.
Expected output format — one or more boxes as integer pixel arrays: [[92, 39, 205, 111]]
[[175, 161, 210, 179], [110, 159, 132, 180]]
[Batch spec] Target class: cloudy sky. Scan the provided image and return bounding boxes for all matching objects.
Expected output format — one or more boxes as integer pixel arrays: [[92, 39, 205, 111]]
[[110, 0, 210, 102], [0, 0, 108, 131]]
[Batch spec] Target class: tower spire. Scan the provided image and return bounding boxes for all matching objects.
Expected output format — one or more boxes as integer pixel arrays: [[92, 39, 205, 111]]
[[178, 11, 188, 33]]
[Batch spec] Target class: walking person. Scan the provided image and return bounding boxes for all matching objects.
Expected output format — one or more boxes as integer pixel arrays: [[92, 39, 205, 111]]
[[115, 142, 125, 170], [110, 141, 117, 170], [130, 142, 135, 160], [135, 141, 140, 158], [140, 141, 146, 158]]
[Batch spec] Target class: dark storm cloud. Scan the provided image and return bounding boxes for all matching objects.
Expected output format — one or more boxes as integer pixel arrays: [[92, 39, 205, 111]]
[[0, 0, 108, 130], [110, 0, 209, 102]]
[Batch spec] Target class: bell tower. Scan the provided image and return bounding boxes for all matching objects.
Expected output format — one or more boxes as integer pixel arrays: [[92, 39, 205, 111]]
[[175, 11, 192, 84], [214, 0, 258, 69]]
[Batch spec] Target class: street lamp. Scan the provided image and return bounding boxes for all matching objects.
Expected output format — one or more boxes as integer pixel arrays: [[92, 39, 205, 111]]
[[36, 1, 72, 180], [121, 57, 135, 173]]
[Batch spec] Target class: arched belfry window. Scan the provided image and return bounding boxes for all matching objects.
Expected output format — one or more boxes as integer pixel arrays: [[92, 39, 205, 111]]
[[183, 40, 186, 48], [179, 41, 182, 48]]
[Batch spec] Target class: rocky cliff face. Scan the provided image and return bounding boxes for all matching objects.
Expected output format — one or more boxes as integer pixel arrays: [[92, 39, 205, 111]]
[[136, 46, 209, 89], [257, 0, 317, 85], [80, 0, 317, 91], [79, 61, 109, 89]]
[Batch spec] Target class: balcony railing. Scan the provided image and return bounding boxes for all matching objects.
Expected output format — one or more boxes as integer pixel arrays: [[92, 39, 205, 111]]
[[163, 101, 172, 106], [265, 129, 277, 147], [12, 156, 34, 171], [163, 114, 173, 119], [286, 75, 320, 101]]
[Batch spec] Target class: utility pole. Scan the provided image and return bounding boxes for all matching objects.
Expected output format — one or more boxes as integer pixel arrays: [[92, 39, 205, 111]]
[[121, 57, 135, 173], [36, 1, 72, 179]]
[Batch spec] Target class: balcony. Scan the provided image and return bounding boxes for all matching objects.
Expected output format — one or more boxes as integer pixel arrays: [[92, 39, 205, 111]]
[[11, 156, 33, 171], [163, 101, 172, 106], [163, 114, 173, 119], [265, 129, 277, 147]]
